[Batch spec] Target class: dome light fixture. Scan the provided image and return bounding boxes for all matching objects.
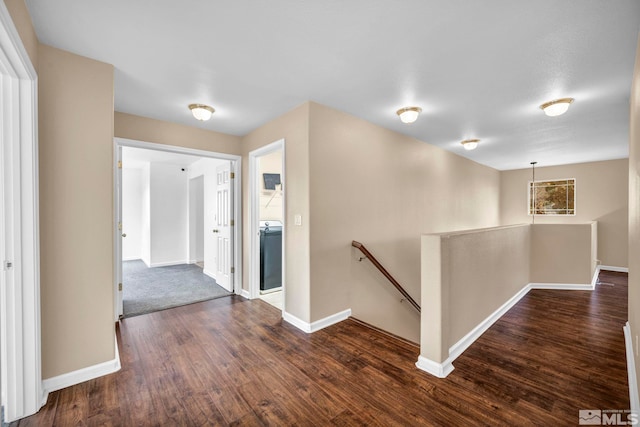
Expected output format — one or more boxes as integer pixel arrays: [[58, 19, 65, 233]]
[[539, 98, 574, 117], [189, 104, 215, 121], [461, 139, 480, 151], [396, 106, 422, 124]]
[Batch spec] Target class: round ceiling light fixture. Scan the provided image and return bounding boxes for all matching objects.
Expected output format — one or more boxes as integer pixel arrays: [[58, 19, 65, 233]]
[[539, 98, 574, 117], [461, 139, 480, 150], [189, 104, 215, 121], [396, 106, 422, 124]]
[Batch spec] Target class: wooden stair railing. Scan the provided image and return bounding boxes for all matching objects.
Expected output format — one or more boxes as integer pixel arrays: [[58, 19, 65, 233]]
[[351, 241, 421, 313]]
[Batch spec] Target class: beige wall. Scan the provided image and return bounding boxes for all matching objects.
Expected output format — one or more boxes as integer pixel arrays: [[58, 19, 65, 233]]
[[421, 222, 596, 364], [500, 159, 628, 268], [4, 0, 37, 69], [38, 44, 115, 378], [114, 112, 242, 155], [422, 225, 530, 362], [629, 34, 640, 399], [530, 223, 597, 284], [308, 103, 501, 342], [241, 103, 311, 322]]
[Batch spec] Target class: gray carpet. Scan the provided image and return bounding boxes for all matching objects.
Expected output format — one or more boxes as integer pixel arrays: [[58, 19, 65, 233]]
[[123, 260, 232, 318]]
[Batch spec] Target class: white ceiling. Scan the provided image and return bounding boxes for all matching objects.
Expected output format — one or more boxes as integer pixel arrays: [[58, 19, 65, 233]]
[[26, 0, 640, 170]]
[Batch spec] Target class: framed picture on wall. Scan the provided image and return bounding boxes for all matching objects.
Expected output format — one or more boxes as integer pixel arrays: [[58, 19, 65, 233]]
[[263, 173, 281, 190]]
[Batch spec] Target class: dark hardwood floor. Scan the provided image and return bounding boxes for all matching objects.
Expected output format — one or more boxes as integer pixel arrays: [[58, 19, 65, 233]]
[[11, 271, 630, 426]]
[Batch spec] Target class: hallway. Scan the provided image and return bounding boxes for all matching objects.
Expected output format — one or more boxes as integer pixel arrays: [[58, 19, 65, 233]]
[[12, 271, 629, 425]]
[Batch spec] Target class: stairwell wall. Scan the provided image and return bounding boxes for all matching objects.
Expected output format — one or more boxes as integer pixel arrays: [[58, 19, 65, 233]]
[[307, 102, 501, 342]]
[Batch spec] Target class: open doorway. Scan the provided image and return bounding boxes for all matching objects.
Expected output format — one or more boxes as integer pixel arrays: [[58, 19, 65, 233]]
[[115, 139, 242, 319], [189, 175, 205, 268], [249, 140, 285, 312]]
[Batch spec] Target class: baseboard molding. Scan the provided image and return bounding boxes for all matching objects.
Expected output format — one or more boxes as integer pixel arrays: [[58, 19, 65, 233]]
[[283, 309, 351, 334], [415, 355, 454, 378], [122, 256, 141, 262], [448, 284, 531, 361], [203, 269, 216, 280], [419, 281, 594, 379], [600, 265, 629, 273], [283, 311, 311, 332], [624, 322, 640, 415], [41, 337, 121, 404], [240, 289, 251, 299], [529, 283, 594, 291], [149, 260, 190, 268]]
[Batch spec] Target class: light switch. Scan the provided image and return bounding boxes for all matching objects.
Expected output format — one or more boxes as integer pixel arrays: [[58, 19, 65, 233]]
[[294, 214, 302, 226]]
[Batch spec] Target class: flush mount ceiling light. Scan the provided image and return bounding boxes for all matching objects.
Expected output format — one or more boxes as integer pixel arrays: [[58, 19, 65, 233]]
[[539, 98, 574, 117], [461, 139, 480, 150], [188, 104, 215, 121], [396, 106, 422, 124]]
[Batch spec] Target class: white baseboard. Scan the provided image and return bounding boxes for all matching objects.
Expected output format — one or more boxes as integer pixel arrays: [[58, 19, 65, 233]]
[[529, 283, 594, 291], [149, 260, 189, 268], [415, 355, 454, 378], [600, 265, 629, 273], [240, 289, 251, 299], [203, 269, 216, 280], [283, 311, 311, 332], [122, 256, 141, 262], [283, 309, 351, 333], [41, 337, 121, 404], [418, 281, 594, 379], [624, 322, 640, 415], [448, 284, 531, 361]]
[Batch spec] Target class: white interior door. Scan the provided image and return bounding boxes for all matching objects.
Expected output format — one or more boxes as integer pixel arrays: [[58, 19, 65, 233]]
[[115, 146, 123, 318], [215, 163, 233, 292], [0, 5, 41, 419]]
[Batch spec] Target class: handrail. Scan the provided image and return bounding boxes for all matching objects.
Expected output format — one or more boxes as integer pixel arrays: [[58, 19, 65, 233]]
[[352, 241, 421, 313]]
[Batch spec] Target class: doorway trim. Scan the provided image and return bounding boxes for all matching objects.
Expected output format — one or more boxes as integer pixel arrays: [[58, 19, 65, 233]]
[[113, 138, 243, 321], [0, 2, 41, 422], [249, 139, 285, 307]]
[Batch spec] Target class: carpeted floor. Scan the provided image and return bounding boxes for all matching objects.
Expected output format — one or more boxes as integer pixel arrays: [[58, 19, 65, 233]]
[[122, 260, 232, 318]]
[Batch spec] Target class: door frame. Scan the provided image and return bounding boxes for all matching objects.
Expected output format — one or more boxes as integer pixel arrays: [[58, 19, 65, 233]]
[[113, 138, 243, 321], [249, 139, 285, 306], [0, 2, 42, 422]]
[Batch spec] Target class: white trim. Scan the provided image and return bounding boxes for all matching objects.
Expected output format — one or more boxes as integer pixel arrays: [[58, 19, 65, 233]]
[[147, 260, 190, 268], [203, 269, 216, 280], [240, 289, 251, 299], [113, 138, 243, 316], [248, 140, 285, 309], [418, 281, 596, 378], [114, 144, 123, 320], [114, 137, 241, 161], [599, 265, 629, 273], [0, 2, 41, 422], [448, 285, 530, 361], [283, 311, 311, 333], [415, 355, 454, 378], [529, 283, 594, 291], [41, 338, 121, 401], [624, 322, 640, 415], [310, 309, 352, 332], [283, 309, 352, 334], [122, 257, 142, 262]]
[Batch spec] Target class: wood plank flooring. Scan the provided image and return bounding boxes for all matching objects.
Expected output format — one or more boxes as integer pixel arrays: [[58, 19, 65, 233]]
[[11, 271, 630, 426]]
